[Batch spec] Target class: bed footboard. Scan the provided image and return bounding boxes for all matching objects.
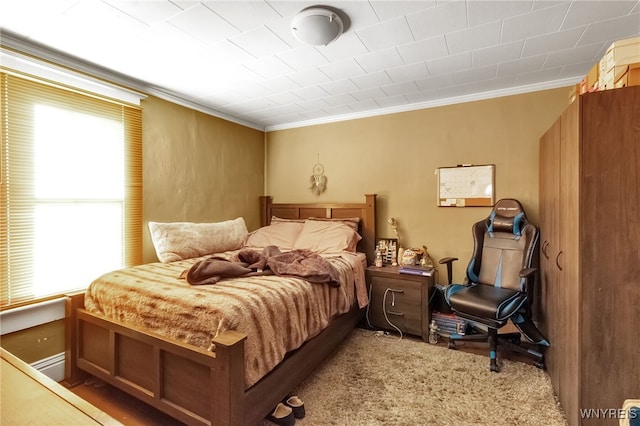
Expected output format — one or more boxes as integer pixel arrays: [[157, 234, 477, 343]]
[[76, 309, 246, 426]]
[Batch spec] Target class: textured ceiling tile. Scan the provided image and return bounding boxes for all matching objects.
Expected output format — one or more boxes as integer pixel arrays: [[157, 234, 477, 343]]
[[397, 36, 449, 64], [427, 52, 473, 76], [578, 13, 640, 45], [497, 55, 547, 77], [276, 46, 329, 71], [446, 21, 502, 54], [229, 26, 291, 58], [356, 16, 414, 51], [466, 0, 533, 27], [319, 58, 366, 81], [354, 48, 404, 73], [104, 0, 184, 25], [243, 55, 294, 79], [287, 68, 332, 87], [501, 2, 570, 43], [350, 70, 394, 90], [473, 40, 524, 67], [522, 26, 585, 57], [562, 1, 637, 29], [202, 0, 283, 31], [386, 62, 429, 83], [319, 79, 360, 96], [406, 1, 468, 40], [168, 3, 239, 42], [317, 33, 370, 62]]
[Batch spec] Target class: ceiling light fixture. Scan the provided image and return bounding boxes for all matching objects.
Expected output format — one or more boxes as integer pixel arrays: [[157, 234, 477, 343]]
[[291, 7, 344, 46]]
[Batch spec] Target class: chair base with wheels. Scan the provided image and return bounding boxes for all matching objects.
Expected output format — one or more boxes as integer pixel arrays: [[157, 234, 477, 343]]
[[445, 317, 546, 372]]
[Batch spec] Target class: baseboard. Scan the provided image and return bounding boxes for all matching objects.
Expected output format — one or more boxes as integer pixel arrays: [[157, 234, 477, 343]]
[[31, 352, 66, 382]]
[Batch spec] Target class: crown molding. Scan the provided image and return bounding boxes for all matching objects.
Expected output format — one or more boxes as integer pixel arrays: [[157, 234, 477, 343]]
[[264, 77, 580, 132]]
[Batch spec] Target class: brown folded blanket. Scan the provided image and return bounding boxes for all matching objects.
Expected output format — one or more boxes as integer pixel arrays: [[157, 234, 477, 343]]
[[183, 245, 340, 286]]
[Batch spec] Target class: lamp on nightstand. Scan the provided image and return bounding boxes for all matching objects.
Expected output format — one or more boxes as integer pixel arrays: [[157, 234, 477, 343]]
[[387, 217, 400, 242]]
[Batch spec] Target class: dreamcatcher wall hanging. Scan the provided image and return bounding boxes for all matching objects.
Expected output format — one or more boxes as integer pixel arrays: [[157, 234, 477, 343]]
[[309, 154, 327, 196]]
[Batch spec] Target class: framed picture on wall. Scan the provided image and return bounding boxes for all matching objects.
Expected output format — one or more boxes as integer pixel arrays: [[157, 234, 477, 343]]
[[436, 164, 495, 207], [376, 238, 398, 265]]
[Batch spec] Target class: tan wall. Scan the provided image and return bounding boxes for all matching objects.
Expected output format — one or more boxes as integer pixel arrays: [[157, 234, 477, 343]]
[[141, 97, 265, 263], [1, 320, 65, 364], [266, 88, 569, 284]]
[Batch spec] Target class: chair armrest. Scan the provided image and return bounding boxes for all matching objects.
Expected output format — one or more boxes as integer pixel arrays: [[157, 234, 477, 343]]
[[519, 267, 538, 316], [519, 267, 537, 294], [439, 257, 458, 285], [519, 267, 537, 279]]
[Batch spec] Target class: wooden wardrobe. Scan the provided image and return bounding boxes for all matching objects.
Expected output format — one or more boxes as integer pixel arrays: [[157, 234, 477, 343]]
[[539, 85, 639, 426]]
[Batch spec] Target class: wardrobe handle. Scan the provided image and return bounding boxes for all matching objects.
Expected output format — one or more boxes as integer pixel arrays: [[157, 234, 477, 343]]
[[555, 250, 563, 271], [542, 241, 549, 259]]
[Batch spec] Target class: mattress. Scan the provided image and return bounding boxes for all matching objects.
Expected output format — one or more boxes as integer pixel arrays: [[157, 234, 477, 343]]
[[84, 250, 366, 388]]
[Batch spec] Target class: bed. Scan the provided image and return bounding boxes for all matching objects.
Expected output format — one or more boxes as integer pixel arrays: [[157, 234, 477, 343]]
[[68, 194, 377, 426]]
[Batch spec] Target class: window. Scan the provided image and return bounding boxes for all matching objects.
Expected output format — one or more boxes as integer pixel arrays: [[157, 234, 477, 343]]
[[1, 71, 142, 308]]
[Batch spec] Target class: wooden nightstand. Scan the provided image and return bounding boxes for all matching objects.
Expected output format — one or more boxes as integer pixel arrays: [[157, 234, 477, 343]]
[[366, 265, 435, 342]]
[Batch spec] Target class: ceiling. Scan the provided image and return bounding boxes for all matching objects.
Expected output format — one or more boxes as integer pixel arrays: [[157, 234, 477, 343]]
[[1, 1, 639, 131]]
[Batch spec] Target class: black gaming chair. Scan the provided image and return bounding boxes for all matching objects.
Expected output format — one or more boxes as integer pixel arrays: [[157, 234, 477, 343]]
[[439, 199, 549, 372]]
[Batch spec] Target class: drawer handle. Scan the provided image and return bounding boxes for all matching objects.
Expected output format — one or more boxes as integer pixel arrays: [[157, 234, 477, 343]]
[[386, 310, 404, 316], [385, 288, 404, 307]]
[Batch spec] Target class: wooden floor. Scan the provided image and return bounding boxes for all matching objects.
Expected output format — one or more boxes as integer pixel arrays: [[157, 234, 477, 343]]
[[68, 330, 535, 426], [70, 376, 186, 426]]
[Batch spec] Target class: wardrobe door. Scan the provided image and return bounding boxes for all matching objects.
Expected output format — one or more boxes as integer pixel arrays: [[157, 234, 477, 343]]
[[538, 118, 561, 390], [558, 99, 581, 426], [579, 87, 640, 413]]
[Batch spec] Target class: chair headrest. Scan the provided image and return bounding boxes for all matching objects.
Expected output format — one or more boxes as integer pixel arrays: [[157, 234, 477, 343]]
[[488, 199, 526, 236]]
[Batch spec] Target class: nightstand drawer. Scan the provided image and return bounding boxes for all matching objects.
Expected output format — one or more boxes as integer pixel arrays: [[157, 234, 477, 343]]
[[369, 277, 422, 335], [366, 266, 434, 341]]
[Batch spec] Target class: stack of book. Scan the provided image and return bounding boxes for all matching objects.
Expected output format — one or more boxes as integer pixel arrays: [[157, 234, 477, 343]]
[[398, 265, 433, 276], [432, 311, 467, 336]]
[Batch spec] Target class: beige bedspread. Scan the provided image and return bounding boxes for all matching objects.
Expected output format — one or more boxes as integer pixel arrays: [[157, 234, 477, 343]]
[[84, 250, 366, 388]]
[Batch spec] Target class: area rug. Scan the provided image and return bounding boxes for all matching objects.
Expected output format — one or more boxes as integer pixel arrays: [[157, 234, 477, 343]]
[[261, 328, 567, 426]]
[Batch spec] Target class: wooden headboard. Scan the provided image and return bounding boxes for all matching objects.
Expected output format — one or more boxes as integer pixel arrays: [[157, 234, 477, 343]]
[[259, 194, 377, 265]]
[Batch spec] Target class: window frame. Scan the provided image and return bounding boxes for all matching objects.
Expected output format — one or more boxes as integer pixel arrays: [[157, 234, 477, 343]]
[[1, 70, 142, 309]]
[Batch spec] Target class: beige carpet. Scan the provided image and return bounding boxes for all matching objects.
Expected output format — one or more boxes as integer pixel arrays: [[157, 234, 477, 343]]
[[262, 329, 567, 426]]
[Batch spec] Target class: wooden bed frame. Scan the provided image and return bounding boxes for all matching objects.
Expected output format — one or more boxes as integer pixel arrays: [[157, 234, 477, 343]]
[[68, 194, 377, 426]]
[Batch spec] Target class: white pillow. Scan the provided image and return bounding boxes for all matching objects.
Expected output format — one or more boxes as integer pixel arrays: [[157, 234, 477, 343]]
[[149, 217, 248, 263], [244, 222, 304, 250], [293, 219, 362, 253]]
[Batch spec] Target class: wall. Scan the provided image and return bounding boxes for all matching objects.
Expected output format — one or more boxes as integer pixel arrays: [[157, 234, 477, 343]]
[[0, 298, 67, 381], [266, 88, 569, 283], [141, 97, 265, 263]]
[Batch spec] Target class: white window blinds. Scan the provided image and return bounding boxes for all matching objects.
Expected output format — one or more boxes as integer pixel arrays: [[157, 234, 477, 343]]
[[1, 71, 142, 308]]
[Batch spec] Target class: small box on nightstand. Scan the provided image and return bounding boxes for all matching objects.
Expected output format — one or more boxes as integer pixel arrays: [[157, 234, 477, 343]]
[[366, 265, 435, 342]]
